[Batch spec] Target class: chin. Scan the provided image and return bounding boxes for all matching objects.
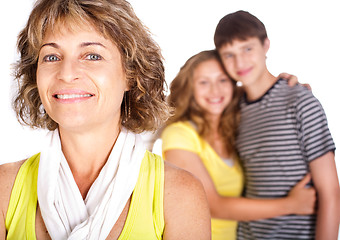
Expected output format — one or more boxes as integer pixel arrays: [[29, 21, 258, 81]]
[[57, 118, 89, 131], [207, 111, 224, 117]]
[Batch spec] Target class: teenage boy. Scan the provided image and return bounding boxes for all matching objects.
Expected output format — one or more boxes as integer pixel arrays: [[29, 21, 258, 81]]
[[214, 10, 340, 239]]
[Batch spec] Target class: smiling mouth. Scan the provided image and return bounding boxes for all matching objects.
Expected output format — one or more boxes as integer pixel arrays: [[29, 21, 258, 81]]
[[237, 68, 252, 76], [53, 94, 93, 99], [207, 97, 223, 104]]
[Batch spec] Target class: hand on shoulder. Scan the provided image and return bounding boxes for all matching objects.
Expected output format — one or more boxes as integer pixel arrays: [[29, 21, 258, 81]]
[[163, 161, 211, 240], [278, 72, 311, 90]]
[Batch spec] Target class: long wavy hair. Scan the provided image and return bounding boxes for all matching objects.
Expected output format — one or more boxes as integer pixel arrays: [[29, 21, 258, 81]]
[[167, 50, 242, 158], [13, 0, 170, 133]]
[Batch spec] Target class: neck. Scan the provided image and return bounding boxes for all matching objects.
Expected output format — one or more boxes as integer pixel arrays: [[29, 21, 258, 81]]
[[244, 70, 276, 102], [58, 124, 121, 195], [204, 114, 229, 158], [205, 114, 220, 133]]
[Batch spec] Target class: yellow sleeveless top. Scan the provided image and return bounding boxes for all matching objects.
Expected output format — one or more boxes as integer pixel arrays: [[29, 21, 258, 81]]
[[162, 121, 244, 240], [5, 151, 165, 240]]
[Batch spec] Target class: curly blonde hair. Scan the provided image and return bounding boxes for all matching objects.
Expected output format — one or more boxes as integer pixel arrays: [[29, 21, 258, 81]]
[[13, 0, 170, 133], [167, 50, 242, 158]]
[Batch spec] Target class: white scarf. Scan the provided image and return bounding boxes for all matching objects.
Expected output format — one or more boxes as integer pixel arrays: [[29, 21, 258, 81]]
[[37, 128, 145, 240]]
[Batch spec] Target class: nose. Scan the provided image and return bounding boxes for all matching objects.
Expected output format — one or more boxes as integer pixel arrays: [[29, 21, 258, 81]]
[[57, 58, 80, 83], [235, 54, 245, 69], [209, 82, 220, 95]]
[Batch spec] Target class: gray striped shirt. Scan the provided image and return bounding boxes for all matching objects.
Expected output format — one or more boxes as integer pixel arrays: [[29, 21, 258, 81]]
[[236, 79, 335, 239]]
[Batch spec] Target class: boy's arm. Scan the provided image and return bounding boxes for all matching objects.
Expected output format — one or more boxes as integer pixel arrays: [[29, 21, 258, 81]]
[[309, 151, 340, 240], [164, 149, 316, 221]]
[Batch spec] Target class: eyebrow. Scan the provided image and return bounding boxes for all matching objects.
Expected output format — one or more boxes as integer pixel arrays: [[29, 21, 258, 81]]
[[41, 42, 60, 49], [80, 42, 107, 48], [40, 42, 106, 50], [221, 51, 233, 56]]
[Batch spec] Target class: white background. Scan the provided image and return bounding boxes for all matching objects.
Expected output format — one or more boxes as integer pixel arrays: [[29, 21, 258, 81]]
[[0, 0, 339, 237], [1, 1, 339, 179]]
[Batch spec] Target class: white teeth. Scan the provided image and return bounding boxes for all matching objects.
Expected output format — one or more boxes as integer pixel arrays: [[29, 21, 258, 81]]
[[208, 98, 222, 103], [56, 94, 92, 99]]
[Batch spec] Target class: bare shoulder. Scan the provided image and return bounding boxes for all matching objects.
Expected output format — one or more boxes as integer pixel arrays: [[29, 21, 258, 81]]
[[0, 160, 26, 213], [163, 161, 211, 240], [164, 161, 205, 193]]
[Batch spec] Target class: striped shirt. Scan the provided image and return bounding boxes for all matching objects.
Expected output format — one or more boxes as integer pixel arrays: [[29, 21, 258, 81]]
[[236, 79, 335, 239]]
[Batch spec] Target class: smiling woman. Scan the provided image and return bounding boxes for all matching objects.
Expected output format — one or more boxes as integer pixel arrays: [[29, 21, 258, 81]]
[[36, 25, 127, 133], [0, 0, 211, 239]]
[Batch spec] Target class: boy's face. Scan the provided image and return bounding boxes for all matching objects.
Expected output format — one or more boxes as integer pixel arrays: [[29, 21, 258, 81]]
[[218, 37, 269, 88]]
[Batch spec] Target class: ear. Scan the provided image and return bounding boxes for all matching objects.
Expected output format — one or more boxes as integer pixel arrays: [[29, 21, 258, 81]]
[[263, 38, 270, 53]]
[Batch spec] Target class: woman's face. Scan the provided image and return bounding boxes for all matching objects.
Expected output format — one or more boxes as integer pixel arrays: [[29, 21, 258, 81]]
[[193, 58, 233, 119], [37, 23, 128, 133]]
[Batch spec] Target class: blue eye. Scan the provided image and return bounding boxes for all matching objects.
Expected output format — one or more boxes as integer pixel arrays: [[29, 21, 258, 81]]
[[198, 81, 208, 85], [43, 55, 59, 62], [224, 54, 233, 60], [85, 54, 102, 61]]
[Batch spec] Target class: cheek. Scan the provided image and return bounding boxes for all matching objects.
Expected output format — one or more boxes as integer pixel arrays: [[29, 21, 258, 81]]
[[222, 60, 234, 72], [193, 88, 203, 106], [36, 63, 50, 85], [254, 50, 266, 62], [193, 84, 206, 99], [36, 71, 48, 101], [94, 66, 127, 89], [99, 77, 127, 105]]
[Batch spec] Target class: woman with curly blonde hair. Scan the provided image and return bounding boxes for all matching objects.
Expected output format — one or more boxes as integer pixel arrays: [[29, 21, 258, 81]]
[[0, 0, 210, 239], [161, 50, 316, 240]]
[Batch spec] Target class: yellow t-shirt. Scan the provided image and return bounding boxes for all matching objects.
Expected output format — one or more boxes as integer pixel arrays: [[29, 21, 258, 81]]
[[5, 151, 164, 240], [162, 121, 244, 240]]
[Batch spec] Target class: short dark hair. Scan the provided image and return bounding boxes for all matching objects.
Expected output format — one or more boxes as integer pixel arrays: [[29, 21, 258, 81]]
[[214, 10, 267, 49]]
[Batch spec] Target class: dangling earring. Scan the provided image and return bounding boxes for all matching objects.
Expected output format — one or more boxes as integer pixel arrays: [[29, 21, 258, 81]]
[[39, 104, 46, 116], [123, 91, 131, 123]]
